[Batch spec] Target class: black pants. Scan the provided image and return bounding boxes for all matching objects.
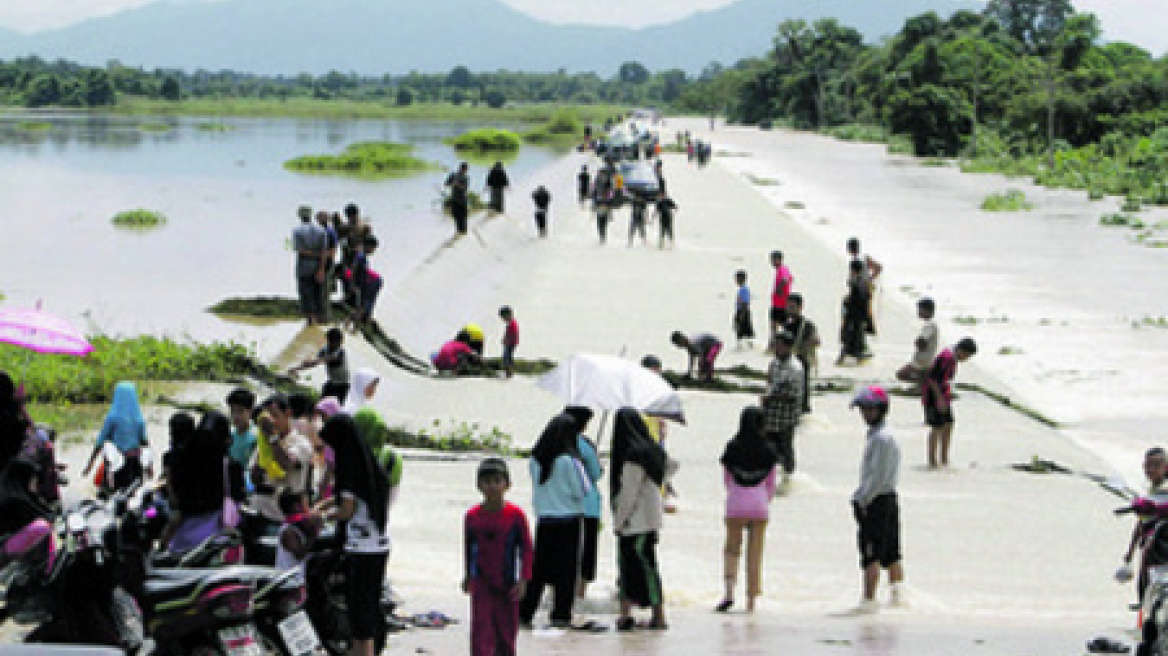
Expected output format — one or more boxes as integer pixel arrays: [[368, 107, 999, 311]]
[[451, 202, 469, 234], [519, 517, 581, 624], [534, 210, 547, 237], [767, 428, 796, 474], [596, 212, 609, 243], [321, 381, 349, 406]]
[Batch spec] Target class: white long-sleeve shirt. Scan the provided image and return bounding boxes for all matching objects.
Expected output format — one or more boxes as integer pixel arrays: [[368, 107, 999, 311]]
[[852, 422, 900, 507]]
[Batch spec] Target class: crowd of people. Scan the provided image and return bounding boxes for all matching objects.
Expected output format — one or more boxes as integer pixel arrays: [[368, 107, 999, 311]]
[[292, 202, 382, 329]]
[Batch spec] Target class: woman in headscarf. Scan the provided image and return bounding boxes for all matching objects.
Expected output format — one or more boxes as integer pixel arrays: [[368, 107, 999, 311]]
[[563, 405, 602, 599], [716, 406, 779, 613], [163, 411, 245, 553], [611, 408, 676, 631], [353, 407, 402, 494], [312, 397, 343, 500], [320, 414, 390, 656], [518, 413, 587, 629], [82, 381, 149, 493], [0, 371, 31, 471], [341, 368, 380, 416]]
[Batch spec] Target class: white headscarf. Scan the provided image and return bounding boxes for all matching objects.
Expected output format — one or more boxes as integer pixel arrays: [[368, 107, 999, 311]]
[[342, 367, 381, 416]]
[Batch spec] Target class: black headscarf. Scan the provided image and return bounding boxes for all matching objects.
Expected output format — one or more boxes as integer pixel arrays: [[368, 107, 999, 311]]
[[0, 457, 51, 534], [321, 414, 389, 529], [610, 408, 667, 504], [530, 413, 579, 484], [0, 372, 30, 470], [720, 406, 778, 487], [171, 411, 231, 515]]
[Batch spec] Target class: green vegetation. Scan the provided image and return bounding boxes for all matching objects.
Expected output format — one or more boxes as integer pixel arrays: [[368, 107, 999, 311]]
[[981, 189, 1033, 211], [209, 296, 350, 320], [389, 419, 514, 454], [111, 209, 167, 228], [15, 121, 51, 131], [285, 141, 437, 178], [446, 128, 522, 152], [522, 108, 583, 145], [1, 335, 303, 430], [822, 124, 889, 144], [195, 122, 234, 132], [1100, 213, 1144, 228]]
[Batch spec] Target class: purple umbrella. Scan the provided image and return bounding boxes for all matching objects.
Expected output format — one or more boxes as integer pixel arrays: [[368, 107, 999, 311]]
[[0, 306, 93, 356]]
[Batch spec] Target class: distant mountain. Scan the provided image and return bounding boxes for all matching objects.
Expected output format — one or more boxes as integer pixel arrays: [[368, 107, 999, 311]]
[[0, 0, 982, 75]]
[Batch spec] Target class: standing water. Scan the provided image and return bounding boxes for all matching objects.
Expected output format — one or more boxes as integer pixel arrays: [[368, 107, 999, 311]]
[[0, 112, 565, 356]]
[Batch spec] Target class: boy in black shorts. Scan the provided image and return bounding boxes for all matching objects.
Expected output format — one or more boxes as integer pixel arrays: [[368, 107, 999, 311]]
[[923, 337, 978, 468], [850, 386, 903, 613]]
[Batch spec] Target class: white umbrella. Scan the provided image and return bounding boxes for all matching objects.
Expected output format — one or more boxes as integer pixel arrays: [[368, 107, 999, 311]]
[[537, 353, 684, 424]]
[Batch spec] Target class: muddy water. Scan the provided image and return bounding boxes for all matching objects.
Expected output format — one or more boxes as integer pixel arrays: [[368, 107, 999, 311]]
[[694, 120, 1168, 484], [0, 112, 564, 358]]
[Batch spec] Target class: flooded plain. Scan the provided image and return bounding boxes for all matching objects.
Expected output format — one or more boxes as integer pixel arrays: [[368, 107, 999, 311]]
[[0, 112, 565, 357]]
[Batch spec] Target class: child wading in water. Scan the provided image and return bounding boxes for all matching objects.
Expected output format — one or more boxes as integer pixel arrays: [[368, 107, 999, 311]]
[[464, 458, 533, 656], [733, 270, 755, 349]]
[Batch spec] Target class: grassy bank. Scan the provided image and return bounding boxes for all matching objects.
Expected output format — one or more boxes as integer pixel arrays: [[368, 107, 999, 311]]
[[109, 97, 623, 123], [2, 335, 308, 431]]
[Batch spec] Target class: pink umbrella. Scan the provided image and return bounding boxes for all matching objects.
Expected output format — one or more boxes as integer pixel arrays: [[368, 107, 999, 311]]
[[0, 306, 93, 356]]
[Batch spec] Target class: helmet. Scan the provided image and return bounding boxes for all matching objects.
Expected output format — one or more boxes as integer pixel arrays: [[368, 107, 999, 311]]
[[850, 385, 889, 410]]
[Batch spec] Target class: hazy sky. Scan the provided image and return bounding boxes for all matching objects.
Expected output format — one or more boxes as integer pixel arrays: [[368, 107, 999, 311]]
[[1, 0, 1165, 54]]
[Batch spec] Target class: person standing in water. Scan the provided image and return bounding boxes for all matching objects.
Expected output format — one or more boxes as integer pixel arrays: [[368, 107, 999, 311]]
[[849, 386, 903, 614], [577, 165, 591, 206], [532, 185, 551, 238], [486, 162, 510, 214], [446, 162, 471, 235]]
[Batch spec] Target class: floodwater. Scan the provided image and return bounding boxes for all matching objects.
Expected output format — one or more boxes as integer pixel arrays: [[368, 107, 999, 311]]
[[0, 112, 565, 357], [697, 119, 1168, 485]]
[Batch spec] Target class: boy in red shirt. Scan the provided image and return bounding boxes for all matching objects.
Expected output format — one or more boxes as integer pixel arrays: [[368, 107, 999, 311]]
[[499, 306, 519, 378], [464, 458, 533, 656]]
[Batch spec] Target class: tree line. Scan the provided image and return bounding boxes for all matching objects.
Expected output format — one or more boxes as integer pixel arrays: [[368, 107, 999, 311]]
[[716, 0, 1168, 161], [0, 57, 703, 110]]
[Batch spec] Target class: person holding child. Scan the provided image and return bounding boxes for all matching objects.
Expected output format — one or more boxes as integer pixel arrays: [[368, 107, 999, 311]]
[[463, 458, 533, 656], [611, 408, 677, 631], [717, 406, 779, 613]]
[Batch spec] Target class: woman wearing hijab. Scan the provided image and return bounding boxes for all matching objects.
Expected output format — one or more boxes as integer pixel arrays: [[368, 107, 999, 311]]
[[312, 397, 343, 500], [341, 368, 380, 416], [82, 381, 149, 493], [354, 407, 402, 493], [611, 408, 677, 631], [164, 411, 246, 553], [320, 414, 390, 656], [518, 413, 588, 629], [0, 371, 31, 471], [716, 406, 779, 613]]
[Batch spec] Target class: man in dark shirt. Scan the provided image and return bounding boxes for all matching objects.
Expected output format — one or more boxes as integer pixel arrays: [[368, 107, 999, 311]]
[[446, 162, 470, 235]]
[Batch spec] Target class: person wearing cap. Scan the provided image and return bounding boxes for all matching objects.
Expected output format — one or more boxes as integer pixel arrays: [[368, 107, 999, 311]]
[[850, 385, 903, 613], [762, 331, 803, 484], [291, 205, 328, 325], [923, 337, 978, 468]]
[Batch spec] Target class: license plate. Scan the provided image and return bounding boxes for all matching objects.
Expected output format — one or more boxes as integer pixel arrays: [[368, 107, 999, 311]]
[[278, 610, 322, 656], [219, 624, 264, 656]]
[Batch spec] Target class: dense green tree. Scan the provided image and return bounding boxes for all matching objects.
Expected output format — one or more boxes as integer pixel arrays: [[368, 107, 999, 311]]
[[160, 75, 181, 101], [618, 61, 650, 86]]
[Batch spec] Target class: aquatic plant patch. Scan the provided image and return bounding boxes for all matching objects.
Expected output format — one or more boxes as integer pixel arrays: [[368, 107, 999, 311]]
[[285, 141, 437, 178], [980, 189, 1033, 212], [446, 128, 521, 152], [112, 209, 166, 228]]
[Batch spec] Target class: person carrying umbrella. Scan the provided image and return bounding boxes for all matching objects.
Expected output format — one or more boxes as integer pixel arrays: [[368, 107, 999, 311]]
[[82, 381, 151, 493]]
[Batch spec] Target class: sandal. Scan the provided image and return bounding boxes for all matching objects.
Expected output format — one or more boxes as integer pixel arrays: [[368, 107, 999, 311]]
[[715, 599, 733, 613], [615, 617, 635, 632]]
